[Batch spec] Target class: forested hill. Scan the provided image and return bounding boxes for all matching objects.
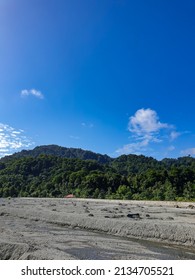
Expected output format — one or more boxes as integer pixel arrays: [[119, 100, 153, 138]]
[[1, 145, 111, 164], [0, 145, 195, 201]]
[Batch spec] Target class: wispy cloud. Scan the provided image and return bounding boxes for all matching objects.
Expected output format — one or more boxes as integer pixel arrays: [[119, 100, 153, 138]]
[[69, 135, 80, 140], [21, 89, 44, 99], [116, 139, 150, 155], [116, 108, 179, 155], [170, 131, 180, 141], [181, 148, 195, 156], [168, 145, 175, 151], [0, 123, 34, 158], [81, 122, 94, 128]]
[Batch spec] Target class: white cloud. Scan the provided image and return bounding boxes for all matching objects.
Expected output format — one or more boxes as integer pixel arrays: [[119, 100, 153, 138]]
[[21, 89, 44, 99], [11, 131, 21, 134], [116, 139, 150, 155], [128, 108, 171, 135], [181, 148, 195, 156], [170, 131, 180, 141], [69, 135, 80, 140], [117, 108, 177, 156], [168, 145, 175, 151], [0, 123, 34, 158], [81, 122, 94, 128]]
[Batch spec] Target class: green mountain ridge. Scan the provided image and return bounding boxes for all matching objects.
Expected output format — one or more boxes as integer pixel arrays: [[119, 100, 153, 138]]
[[1, 145, 112, 164], [0, 145, 195, 200]]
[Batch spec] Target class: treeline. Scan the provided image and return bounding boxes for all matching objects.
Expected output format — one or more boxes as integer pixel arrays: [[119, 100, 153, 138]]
[[0, 151, 195, 201]]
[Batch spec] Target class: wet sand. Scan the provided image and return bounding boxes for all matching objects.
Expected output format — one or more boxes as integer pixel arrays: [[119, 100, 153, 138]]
[[0, 198, 195, 260]]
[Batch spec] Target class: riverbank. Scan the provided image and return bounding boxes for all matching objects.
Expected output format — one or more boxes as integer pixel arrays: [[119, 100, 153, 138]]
[[0, 198, 195, 259]]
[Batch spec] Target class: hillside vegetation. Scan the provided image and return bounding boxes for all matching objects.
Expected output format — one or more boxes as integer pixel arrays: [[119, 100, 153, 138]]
[[0, 145, 195, 201]]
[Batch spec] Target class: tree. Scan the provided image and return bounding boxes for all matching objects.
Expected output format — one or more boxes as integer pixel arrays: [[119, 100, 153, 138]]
[[114, 185, 132, 200], [183, 182, 195, 200], [164, 180, 177, 201]]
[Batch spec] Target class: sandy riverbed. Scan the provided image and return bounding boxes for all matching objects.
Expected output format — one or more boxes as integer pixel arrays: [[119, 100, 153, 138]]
[[0, 198, 195, 260]]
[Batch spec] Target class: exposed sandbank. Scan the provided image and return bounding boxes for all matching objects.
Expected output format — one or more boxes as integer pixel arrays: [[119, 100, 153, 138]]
[[0, 198, 195, 260]]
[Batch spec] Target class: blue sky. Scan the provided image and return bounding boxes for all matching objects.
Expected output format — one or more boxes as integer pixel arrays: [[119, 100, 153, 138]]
[[0, 0, 195, 159]]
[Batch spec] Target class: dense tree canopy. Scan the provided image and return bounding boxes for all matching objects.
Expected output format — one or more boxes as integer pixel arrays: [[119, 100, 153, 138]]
[[0, 145, 195, 201]]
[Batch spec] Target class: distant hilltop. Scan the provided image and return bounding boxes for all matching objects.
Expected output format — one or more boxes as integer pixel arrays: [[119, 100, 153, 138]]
[[1, 144, 194, 170], [1, 145, 112, 164], [0, 144, 164, 174], [0, 144, 195, 200]]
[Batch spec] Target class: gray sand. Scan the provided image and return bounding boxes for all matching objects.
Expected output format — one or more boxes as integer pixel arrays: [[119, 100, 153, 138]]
[[0, 198, 195, 260]]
